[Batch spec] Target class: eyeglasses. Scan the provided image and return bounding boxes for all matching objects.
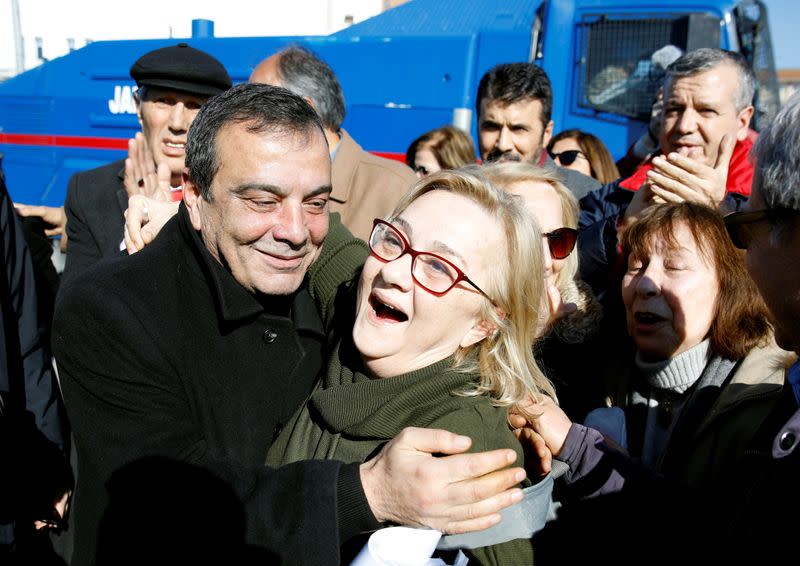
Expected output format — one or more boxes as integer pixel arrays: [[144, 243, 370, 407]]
[[723, 208, 800, 250], [724, 208, 797, 249], [544, 227, 579, 260], [548, 149, 586, 167], [368, 219, 495, 303]]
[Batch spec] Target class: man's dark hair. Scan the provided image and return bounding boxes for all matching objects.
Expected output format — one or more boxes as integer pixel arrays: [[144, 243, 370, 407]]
[[476, 63, 553, 129], [185, 83, 326, 199], [275, 46, 346, 132]]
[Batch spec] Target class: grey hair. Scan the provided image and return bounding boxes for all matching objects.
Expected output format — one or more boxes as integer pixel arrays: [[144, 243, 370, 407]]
[[753, 91, 800, 215], [276, 46, 346, 131], [133, 85, 147, 103], [666, 47, 755, 111]]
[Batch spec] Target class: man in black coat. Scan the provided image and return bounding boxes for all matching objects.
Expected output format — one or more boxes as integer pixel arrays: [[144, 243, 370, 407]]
[[712, 89, 800, 566], [61, 43, 231, 286], [53, 84, 528, 566], [0, 168, 70, 558]]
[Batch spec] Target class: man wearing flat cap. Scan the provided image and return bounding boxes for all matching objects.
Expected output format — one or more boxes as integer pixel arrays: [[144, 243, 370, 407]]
[[61, 43, 231, 285]]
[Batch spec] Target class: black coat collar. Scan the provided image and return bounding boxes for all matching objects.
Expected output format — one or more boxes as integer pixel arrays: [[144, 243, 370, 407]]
[[175, 201, 324, 336]]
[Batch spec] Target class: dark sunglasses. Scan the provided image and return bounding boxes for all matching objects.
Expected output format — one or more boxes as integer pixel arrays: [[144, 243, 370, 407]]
[[544, 227, 579, 260], [548, 149, 585, 167], [724, 208, 797, 249]]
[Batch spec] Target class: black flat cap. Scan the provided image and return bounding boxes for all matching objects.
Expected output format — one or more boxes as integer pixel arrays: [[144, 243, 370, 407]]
[[130, 43, 232, 97]]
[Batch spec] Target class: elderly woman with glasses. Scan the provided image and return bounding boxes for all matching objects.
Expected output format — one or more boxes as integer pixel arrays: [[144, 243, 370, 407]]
[[480, 162, 606, 422], [267, 170, 556, 564]]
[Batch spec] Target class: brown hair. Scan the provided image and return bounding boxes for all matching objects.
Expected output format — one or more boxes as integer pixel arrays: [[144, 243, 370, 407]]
[[620, 203, 771, 360], [405, 125, 477, 171], [547, 129, 620, 184]]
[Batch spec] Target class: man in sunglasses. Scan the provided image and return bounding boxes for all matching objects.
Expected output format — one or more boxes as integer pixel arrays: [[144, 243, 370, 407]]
[[511, 92, 800, 566], [476, 63, 601, 200], [695, 88, 800, 566], [578, 48, 757, 299]]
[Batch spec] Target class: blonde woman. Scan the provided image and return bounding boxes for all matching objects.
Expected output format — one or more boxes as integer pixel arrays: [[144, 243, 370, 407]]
[[481, 162, 606, 421], [267, 170, 555, 564]]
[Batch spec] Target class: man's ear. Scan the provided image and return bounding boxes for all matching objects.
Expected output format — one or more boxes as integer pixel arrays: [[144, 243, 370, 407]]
[[182, 170, 204, 230], [134, 91, 144, 127], [303, 96, 317, 113], [542, 119, 554, 149], [736, 105, 755, 141], [459, 318, 497, 348]]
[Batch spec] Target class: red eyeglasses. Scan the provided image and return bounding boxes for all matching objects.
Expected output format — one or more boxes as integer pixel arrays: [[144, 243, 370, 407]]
[[368, 219, 496, 304], [544, 227, 579, 260]]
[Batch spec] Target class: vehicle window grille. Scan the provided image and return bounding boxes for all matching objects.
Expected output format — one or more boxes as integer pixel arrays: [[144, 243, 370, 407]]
[[577, 14, 718, 120]]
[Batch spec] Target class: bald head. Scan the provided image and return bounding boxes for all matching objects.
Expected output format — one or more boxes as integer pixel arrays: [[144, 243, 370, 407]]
[[248, 46, 346, 133], [249, 53, 283, 86]]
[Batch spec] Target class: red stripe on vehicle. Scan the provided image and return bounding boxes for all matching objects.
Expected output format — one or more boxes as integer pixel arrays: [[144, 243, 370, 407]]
[[0, 132, 405, 160], [0, 133, 128, 150]]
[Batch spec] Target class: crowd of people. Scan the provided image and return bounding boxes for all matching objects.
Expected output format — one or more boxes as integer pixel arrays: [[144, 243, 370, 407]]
[[2, 38, 800, 566]]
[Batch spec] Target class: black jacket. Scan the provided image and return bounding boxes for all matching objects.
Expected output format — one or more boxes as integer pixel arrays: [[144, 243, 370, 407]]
[[62, 159, 128, 286], [53, 205, 374, 565], [0, 171, 68, 546]]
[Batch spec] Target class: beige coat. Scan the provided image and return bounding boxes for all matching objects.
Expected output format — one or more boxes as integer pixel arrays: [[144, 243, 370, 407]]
[[330, 129, 416, 241]]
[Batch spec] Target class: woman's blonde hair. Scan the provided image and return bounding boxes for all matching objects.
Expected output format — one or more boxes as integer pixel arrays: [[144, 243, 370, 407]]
[[478, 162, 580, 290], [480, 162, 603, 344], [387, 169, 556, 405]]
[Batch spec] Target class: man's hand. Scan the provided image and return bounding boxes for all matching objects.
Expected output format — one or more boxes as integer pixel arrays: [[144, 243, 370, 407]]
[[123, 195, 179, 253], [645, 134, 734, 209], [124, 132, 172, 200], [13, 203, 67, 237], [620, 181, 665, 231], [34, 490, 70, 531], [14, 203, 68, 252], [360, 427, 526, 534]]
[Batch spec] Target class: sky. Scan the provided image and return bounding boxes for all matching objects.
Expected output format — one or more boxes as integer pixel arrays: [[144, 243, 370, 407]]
[[0, 0, 384, 74], [0, 0, 798, 74], [762, 0, 798, 69]]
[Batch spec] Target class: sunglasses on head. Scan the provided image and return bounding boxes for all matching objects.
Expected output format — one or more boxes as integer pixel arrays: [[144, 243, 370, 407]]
[[544, 227, 579, 260], [548, 149, 585, 167]]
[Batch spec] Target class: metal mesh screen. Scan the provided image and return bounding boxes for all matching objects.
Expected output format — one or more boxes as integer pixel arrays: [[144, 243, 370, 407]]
[[577, 14, 719, 120], [579, 17, 681, 119]]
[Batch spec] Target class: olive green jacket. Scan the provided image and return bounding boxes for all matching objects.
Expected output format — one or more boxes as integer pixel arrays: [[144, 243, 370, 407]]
[[267, 338, 534, 566]]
